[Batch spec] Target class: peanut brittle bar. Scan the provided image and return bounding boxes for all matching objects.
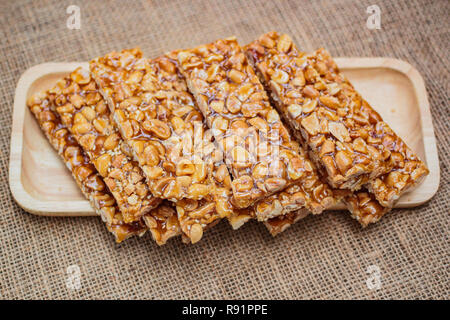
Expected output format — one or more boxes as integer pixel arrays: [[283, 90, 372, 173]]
[[173, 122, 231, 243], [28, 85, 181, 244], [366, 122, 429, 207], [245, 32, 398, 190], [27, 90, 146, 242], [172, 119, 333, 239], [246, 32, 429, 213], [171, 50, 337, 222], [177, 37, 326, 209], [164, 102, 319, 238], [90, 49, 214, 201], [53, 68, 161, 223], [343, 124, 428, 226]]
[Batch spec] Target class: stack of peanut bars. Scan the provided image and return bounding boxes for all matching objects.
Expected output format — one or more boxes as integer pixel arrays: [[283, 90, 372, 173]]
[[27, 32, 429, 245]]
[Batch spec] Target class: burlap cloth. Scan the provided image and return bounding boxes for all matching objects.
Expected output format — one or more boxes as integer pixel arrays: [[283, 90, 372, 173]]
[[0, 0, 448, 300]]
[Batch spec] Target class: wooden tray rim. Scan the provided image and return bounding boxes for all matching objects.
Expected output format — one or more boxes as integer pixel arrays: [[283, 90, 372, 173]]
[[9, 58, 440, 217]]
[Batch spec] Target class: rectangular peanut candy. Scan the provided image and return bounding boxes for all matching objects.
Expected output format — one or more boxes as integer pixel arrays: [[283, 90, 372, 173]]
[[245, 32, 397, 190], [177, 37, 320, 209], [246, 32, 428, 209], [27, 90, 146, 243], [53, 68, 161, 224], [264, 187, 384, 232], [365, 122, 428, 207], [28, 86, 181, 245], [173, 122, 232, 244], [90, 49, 215, 201], [344, 124, 428, 226]]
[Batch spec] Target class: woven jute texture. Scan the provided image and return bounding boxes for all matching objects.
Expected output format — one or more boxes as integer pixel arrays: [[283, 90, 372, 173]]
[[0, 0, 448, 300]]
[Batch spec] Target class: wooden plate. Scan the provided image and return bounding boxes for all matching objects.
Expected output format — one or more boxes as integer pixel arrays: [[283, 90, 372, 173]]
[[9, 59, 440, 216]]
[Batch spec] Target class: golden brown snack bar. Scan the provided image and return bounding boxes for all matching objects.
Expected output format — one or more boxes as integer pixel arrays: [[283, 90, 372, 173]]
[[28, 83, 181, 244], [173, 124, 230, 244], [161, 107, 246, 242], [366, 122, 429, 207], [245, 32, 429, 219], [90, 49, 215, 201], [170, 50, 336, 226], [26, 90, 146, 243], [343, 124, 428, 226], [54, 68, 161, 223], [245, 32, 398, 190], [177, 37, 330, 209]]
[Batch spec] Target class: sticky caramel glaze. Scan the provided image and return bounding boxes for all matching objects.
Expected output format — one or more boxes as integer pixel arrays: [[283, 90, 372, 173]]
[[142, 202, 181, 245], [366, 122, 429, 207], [245, 32, 395, 190]]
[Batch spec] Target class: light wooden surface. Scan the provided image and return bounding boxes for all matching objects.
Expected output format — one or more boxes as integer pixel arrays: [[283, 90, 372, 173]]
[[9, 59, 440, 216]]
